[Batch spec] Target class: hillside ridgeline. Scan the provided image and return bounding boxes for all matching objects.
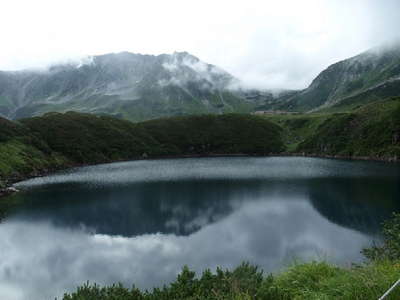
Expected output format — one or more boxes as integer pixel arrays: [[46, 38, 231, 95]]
[[0, 52, 255, 121], [1, 96, 400, 192], [0, 112, 284, 190], [258, 96, 400, 161], [296, 97, 400, 160], [275, 42, 400, 112]]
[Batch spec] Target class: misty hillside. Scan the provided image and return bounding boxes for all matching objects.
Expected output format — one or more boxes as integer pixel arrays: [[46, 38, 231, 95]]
[[2, 44, 400, 120], [276, 42, 400, 111], [0, 52, 254, 121]]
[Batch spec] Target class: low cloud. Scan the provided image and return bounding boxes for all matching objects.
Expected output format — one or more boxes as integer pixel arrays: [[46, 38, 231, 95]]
[[1, 1, 399, 91], [159, 53, 233, 90]]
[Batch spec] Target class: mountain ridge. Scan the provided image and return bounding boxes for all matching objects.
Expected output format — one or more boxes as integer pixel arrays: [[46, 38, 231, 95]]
[[0, 51, 252, 121], [1, 43, 400, 119], [275, 42, 400, 111]]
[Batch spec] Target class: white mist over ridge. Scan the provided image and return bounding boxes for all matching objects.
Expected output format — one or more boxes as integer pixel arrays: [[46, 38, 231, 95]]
[[0, 50, 255, 120], [158, 52, 234, 90], [0, 0, 399, 90]]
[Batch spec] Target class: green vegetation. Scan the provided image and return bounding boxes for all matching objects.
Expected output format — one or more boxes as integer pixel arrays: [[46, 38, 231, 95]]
[[277, 44, 400, 112], [260, 96, 400, 158], [0, 112, 284, 183], [264, 113, 332, 151], [1, 98, 400, 299], [362, 213, 400, 261], [60, 261, 400, 299], [0, 45, 399, 299], [62, 214, 400, 299], [1, 96, 399, 186], [117, 90, 252, 122], [0, 117, 66, 180], [297, 97, 400, 159], [21, 112, 284, 161], [140, 114, 284, 156], [321, 80, 400, 113]]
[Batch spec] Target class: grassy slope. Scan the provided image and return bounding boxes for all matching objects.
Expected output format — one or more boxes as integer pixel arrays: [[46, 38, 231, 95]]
[[0, 112, 284, 184], [297, 97, 400, 159], [0, 117, 67, 185], [21, 112, 284, 160], [263, 113, 333, 151], [261, 96, 400, 159], [119, 91, 253, 122], [12, 89, 253, 122], [318, 80, 400, 113]]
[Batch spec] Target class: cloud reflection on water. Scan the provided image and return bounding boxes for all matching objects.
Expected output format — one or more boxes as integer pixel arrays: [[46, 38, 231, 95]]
[[0, 197, 371, 300]]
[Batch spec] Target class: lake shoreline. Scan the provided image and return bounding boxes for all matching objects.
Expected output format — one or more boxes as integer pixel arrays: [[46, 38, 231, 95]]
[[277, 152, 399, 163], [0, 152, 398, 199]]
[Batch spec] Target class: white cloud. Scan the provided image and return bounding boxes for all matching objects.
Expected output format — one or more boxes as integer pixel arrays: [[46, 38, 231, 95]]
[[0, 198, 370, 300], [0, 0, 399, 89]]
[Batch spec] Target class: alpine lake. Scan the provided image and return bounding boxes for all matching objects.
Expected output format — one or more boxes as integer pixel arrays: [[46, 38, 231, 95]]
[[1, 157, 399, 300]]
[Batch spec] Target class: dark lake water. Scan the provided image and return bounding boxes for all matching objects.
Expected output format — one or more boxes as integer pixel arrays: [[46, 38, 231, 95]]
[[0, 157, 399, 300]]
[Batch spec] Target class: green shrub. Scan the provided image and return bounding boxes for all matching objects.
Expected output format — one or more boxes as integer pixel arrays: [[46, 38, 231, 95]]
[[62, 263, 263, 300], [362, 213, 400, 261], [61, 214, 400, 300]]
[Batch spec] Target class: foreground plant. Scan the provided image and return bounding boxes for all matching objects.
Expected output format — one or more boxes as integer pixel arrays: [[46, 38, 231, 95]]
[[62, 214, 400, 299]]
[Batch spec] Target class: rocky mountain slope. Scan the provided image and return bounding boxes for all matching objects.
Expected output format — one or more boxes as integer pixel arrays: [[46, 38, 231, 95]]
[[0, 52, 253, 121], [2, 43, 399, 119], [277, 42, 400, 111]]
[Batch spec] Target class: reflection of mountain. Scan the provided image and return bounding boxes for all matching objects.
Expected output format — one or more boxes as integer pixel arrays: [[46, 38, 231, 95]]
[[7, 172, 400, 238], [308, 177, 400, 235], [9, 179, 266, 236]]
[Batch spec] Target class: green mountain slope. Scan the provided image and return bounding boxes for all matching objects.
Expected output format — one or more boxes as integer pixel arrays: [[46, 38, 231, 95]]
[[297, 97, 400, 159], [0, 113, 284, 185], [0, 117, 67, 186], [277, 43, 400, 112]]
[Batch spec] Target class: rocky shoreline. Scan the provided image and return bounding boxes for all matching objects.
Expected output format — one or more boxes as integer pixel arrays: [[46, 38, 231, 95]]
[[0, 186, 18, 198], [0, 165, 75, 199]]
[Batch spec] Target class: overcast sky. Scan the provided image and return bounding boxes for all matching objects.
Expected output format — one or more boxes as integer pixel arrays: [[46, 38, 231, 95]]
[[1, 0, 399, 89]]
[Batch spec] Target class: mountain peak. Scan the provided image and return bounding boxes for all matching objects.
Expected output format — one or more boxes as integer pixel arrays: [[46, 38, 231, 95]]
[[0, 50, 248, 121]]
